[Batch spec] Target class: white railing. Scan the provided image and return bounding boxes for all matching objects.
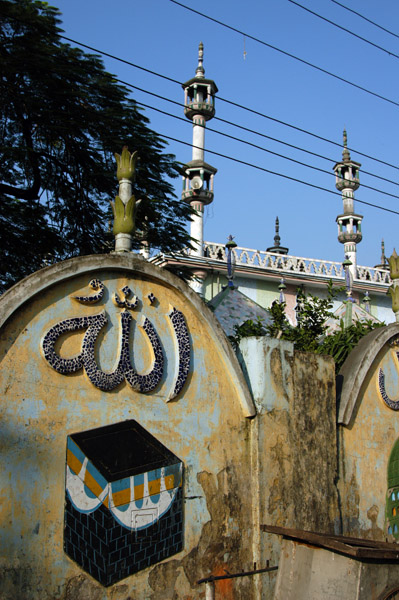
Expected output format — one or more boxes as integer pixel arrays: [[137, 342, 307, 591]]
[[203, 242, 391, 285]]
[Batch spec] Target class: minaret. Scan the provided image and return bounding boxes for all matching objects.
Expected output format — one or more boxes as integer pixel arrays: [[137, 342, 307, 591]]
[[334, 130, 363, 279], [181, 43, 218, 262]]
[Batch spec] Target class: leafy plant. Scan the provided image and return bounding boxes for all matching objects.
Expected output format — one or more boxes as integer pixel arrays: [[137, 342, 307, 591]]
[[229, 317, 266, 349], [230, 281, 384, 373]]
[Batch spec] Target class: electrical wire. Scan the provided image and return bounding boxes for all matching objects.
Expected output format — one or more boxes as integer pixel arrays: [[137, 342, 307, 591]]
[[5, 8, 399, 171], [59, 33, 399, 173], [159, 134, 399, 216], [116, 78, 399, 190], [132, 94, 399, 202], [169, 0, 399, 109], [330, 0, 399, 42], [288, 0, 399, 61], [3, 10, 399, 214]]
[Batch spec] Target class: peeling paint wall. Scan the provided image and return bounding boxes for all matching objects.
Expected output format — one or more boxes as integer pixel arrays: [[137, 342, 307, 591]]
[[0, 256, 255, 600], [239, 337, 339, 599]]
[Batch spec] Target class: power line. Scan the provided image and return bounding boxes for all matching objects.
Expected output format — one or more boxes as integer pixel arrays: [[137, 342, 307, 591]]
[[330, 0, 399, 42], [169, 0, 399, 109], [5, 8, 399, 172], [130, 92, 399, 202], [58, 33, 399, 173], [159, 134, 399, 216], [119, 79, 399, 190], [5, 33, 399, 216], [288, 0, 399, 61]]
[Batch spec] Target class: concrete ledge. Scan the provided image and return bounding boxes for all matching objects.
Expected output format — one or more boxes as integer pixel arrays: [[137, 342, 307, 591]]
[[0, 254, 256, 417], [338, 323, 399, 425]]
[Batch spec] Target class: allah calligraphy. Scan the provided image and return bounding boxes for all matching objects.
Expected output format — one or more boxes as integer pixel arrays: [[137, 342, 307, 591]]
[[378, 366, 399, 411], [41, 279, 190, 398]]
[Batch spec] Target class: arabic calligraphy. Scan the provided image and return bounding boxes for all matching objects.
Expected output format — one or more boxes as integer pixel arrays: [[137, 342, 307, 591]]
[[378, 364, 399, 411], [41, 280, 191, 397]]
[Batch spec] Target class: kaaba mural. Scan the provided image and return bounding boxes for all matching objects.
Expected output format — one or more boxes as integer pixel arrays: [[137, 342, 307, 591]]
[[64, 420, 184, 586]]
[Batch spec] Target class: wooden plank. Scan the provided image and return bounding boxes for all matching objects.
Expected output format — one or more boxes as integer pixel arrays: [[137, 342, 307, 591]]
[[261, 524, 399, 559]]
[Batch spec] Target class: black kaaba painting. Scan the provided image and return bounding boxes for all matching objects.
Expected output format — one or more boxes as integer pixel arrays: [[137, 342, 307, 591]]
[[64, 420, 183, 586]]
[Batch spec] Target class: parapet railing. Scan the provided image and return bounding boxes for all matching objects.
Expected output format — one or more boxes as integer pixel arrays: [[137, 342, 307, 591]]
[[203, 242, 391, 285]]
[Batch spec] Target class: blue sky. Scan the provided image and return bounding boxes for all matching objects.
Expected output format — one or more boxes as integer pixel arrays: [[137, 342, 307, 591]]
[[54, 0, 399, 267]]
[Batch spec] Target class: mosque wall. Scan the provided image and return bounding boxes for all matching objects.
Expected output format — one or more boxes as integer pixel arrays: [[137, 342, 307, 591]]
[[2, 251, 394, 599], [337, 323, 399, 541], [238, 337, 339, 598], [0, 255, 256, 600]]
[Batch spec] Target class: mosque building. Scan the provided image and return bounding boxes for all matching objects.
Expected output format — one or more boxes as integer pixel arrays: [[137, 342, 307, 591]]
[[152, 43, 393, 331]]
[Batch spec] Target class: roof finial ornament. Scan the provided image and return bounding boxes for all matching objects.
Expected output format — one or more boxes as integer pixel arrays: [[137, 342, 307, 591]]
[[278, 278, 286, 303], [225, 235, 237, 288], [274, 216, 281, 248], [266, 215, 288, 255], [342, 128, 350, 162], [196, 41, 205, 78], [381, 239, 387, 266], [111, 146, 141, 253]]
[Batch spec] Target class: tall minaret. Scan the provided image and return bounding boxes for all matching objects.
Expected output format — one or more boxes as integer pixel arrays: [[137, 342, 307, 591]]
[[181, 43, 218, 262], [334, 130, 363, 279]]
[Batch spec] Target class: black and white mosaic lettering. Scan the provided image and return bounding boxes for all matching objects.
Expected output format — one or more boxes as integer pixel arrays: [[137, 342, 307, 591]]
[[113, 286, 138, 310], [41, 315, 93, 374], [168, 308, 191, 400], [73, 279, 104, 304], [42, 310, 164, 393], [125, 316, 164, 393], [378, 365, 399, 411], [81, 311, 129, 391]]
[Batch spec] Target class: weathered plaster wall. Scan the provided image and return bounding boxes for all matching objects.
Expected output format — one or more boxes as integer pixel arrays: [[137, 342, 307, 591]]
[[239, 337, 339, 598], [0, 255, 255, 600], [338, 324, 399, 540]]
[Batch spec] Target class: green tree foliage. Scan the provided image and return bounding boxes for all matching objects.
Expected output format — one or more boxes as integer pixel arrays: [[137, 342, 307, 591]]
[[230, 283, 384, 373], [0, 0, 193, 292]]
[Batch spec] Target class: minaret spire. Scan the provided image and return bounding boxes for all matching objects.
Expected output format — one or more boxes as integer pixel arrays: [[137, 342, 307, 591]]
[[375, 239, 389, 269], [196, 41, 205, 78], [181, 43, 218, 294], [334, 130, 363, 279], [267, 216, 288, 255]]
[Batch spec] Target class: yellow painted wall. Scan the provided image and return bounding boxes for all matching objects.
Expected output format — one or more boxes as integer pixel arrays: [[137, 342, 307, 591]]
[[339, 336, 399, 539], [0, 257, 254, 600]]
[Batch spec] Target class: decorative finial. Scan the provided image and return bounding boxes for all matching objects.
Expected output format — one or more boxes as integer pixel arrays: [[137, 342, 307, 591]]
[[225, 234, 237, 288], [110, 147, 141, 252], [196, 42, 205, 78], [278, 278, 286, 303], [274, 216, 281, 248], [342, 128, 350, 162], [381, 239, 387, 266], [363, 291, 370, 314], [343, 255, 355, 302], [389, 249, 399, 279], [388, 249, 399, 321]]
